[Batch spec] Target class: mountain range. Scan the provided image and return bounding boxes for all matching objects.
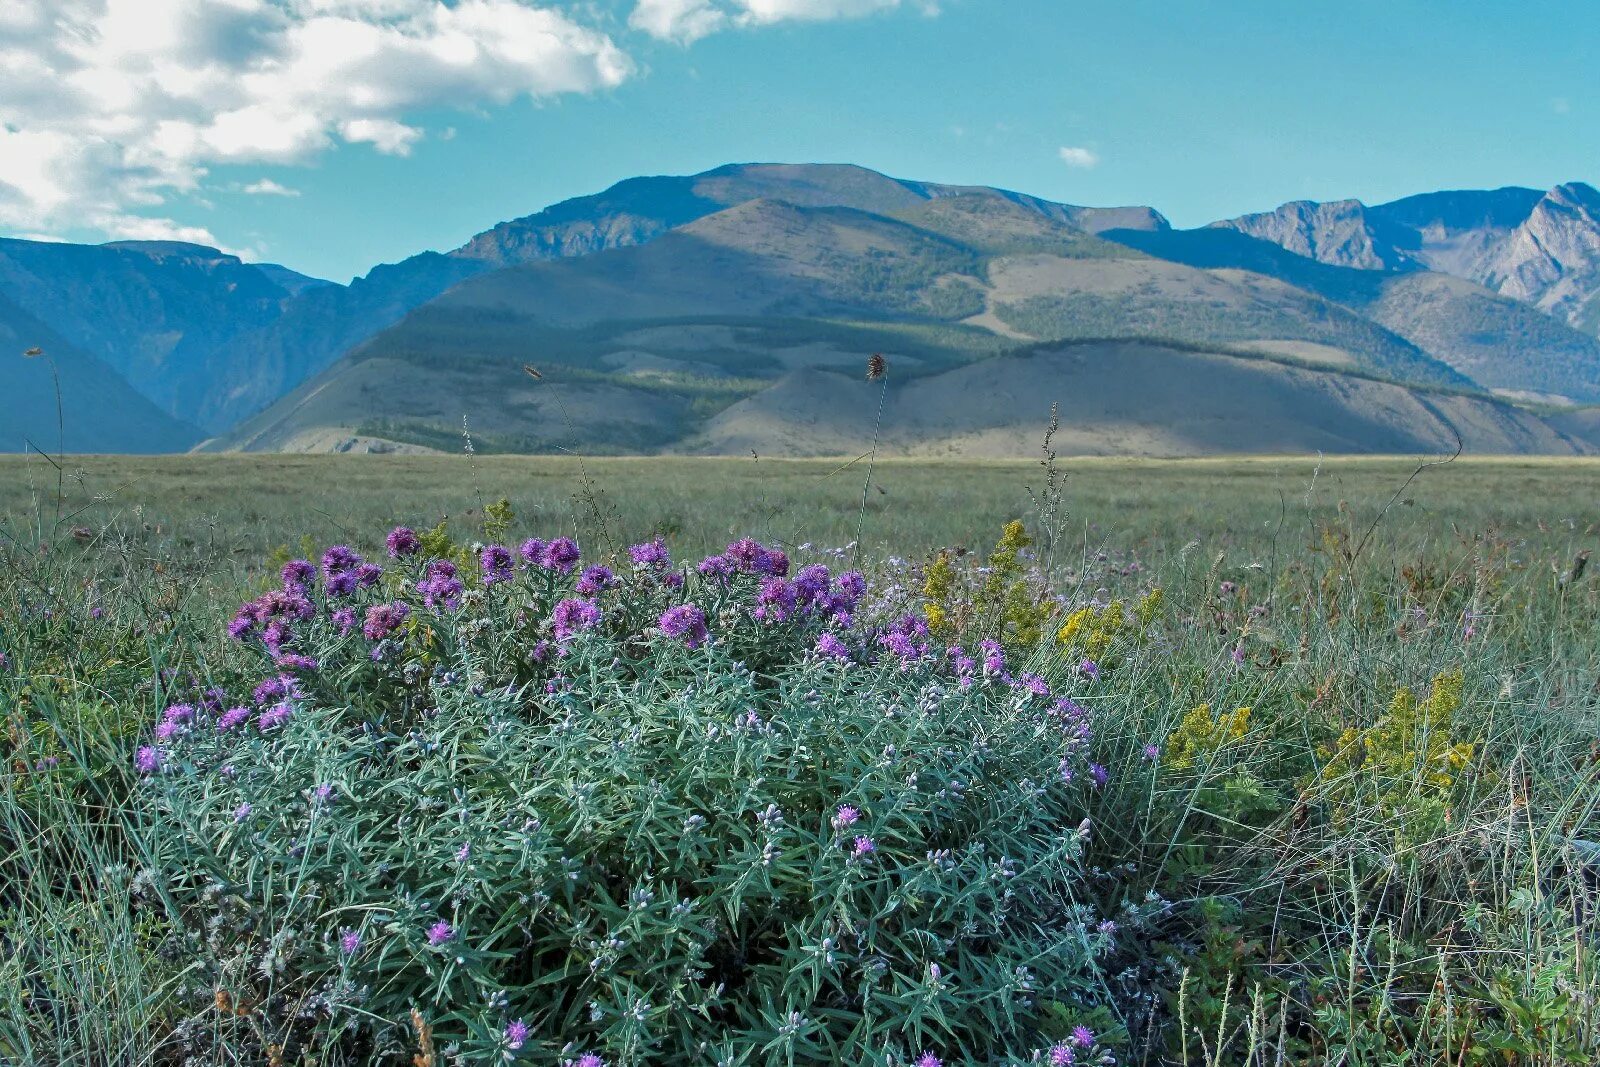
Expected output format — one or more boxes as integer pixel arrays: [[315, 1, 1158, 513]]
[[3, 163, 1599, 457]]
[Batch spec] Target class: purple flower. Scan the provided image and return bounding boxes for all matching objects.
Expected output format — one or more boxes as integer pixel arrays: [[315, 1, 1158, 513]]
[[364, 602, 410, 641], [1072, 1025, 1095, 1048], [313, 782, 336, 804], [233, 802, 251, 822], [253, 676, 291, 706], [832, 804, 860, 829], [1015, 672, 1051, 697], [504, 1019, 529, 1051], [551, 598, 601, 641], [794, 563, 831, 605], [815, 632, 851, 661], [480, 544, 515, 585], [258, 703, 293, 731], [417, 560, 464, 611], [134, 745, 162, 775], [1080, 659, 1100, 680], [356, 562, 384, 587], [321, 544, 361, 579], [980, 638, 1006, 678], [154, 720, 180, 741], [915, 1054, 941, 1067], [725, 538, 788, 577], [426, 920, 454, 946], [754, 578, 798, 623], [542, 537, 581, 574], [697, 553, 735, 581], [455, 842, 471, 863], [658, 604, 708, 648], [576, 564, 614, 596], [518, 537, 548, 565], [226, 614, 253, 640], [163, 703, 196, 724], [1143, 743, 1160, 761], [574, 1056, 604, 1067], [326, 571, 359, 598], [217, 706, 250, 731], [878, 615, 931, 664], [629, 537, 669, 569], [850, 835, 876, 859], [1089, 763, 1108, 788], [1049, 1044, 1075, 1066], [386, 526, 421, 557], [331, 607, 357, 635], [835, 570, 867, 603], [275, 654, 318, 672], [339, 927, 362, 955], [280, 559, 316, 589]]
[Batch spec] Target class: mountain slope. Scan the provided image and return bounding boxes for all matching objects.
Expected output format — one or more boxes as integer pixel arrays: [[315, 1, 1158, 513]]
[[211, 164, 1171, 427], [0, 291, 201, 454], [210, 196, 1565, 457], [692, 342, 1587, 458], [0, 238, 329, 432], [1105, 226, 1600, 403]]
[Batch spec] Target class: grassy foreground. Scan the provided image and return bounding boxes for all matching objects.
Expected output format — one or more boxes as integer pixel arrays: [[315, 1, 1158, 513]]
[[1, 454, 1598, 1065]]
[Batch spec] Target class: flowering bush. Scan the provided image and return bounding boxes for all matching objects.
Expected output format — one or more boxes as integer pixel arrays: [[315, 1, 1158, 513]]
[[134, 530, 1122, 1064]]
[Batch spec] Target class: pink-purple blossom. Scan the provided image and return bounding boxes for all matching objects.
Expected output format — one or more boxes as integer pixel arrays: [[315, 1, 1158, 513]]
[[658, 604, 709, 648]]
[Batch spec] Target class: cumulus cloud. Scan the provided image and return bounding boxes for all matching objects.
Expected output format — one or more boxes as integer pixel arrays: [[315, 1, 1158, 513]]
[[1057, 146, 1100, 169], [632, 0, 912, 44], [0, 0, 633, 239], [241, 178, 301, 196]]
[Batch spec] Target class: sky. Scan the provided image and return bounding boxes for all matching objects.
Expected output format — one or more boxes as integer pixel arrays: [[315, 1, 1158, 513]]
[[2, 0, 1596, 282]]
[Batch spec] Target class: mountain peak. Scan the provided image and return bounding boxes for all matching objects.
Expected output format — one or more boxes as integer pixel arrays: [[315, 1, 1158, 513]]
[[102, 240, 238, 263]]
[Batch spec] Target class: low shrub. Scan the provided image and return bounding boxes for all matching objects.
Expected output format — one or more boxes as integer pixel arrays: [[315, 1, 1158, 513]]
[[132, 531, 1124, 1065]]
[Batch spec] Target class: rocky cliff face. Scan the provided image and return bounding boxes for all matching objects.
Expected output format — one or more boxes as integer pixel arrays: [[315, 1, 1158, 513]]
[[1213, 183, 1600, 337], [1211, 199, 1421, 271], [1471, 182, 1600, 328]]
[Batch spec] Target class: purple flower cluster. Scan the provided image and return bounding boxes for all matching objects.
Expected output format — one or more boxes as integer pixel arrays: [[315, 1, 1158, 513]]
[[576, 564, 614, 596], [364, 601, 410, 641], [417, 560, 464, 612], [658, 603, 708, 648], [480, 544, 515, 585], [386, 525, 421, 557], [551, 597, 601, 641], [698, 537, 789, 581], [877, 615, 932, 664]]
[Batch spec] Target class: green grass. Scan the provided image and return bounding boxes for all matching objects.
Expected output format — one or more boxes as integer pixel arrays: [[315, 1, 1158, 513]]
[[2, 453, 1598, 1064]]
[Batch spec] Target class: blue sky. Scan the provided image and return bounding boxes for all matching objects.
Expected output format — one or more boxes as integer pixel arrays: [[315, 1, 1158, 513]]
[[3, 0, 1595, 282]]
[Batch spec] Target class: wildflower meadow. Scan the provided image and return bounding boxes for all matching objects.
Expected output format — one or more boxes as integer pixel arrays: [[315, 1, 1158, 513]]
[[1, 454, 1598, 1065]]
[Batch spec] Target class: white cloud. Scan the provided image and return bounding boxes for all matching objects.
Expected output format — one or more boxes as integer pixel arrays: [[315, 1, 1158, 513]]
[[1057, 145, 1100, 169], [631, 0, 726, 43], [241, 178, 301, 196], [341, 117, 423, 155], [632, 0, 913, 44], [0, 0, 633, 239]]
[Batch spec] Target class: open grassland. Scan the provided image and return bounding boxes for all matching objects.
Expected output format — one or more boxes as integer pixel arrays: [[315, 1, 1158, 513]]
[[2, 454, 1597, 583], [2, 454, 1599, 1065]]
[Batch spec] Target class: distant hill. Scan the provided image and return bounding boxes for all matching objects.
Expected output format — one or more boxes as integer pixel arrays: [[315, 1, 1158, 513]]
[[7, 162, 1600, 456]]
